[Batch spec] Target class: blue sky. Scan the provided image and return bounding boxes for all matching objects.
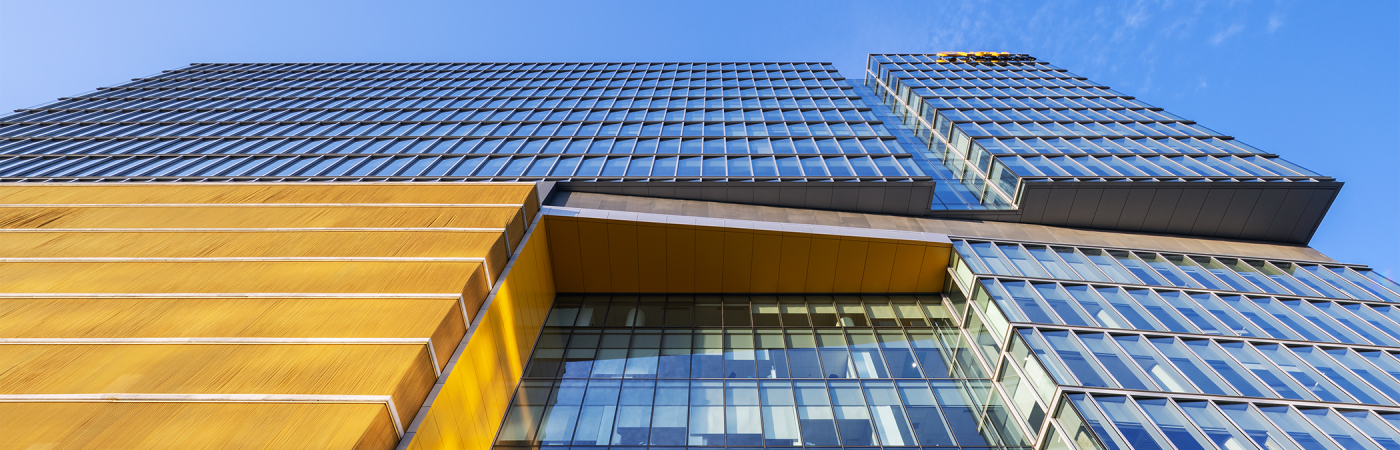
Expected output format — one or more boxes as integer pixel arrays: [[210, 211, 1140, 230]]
[[2, 0, 1395, 274]]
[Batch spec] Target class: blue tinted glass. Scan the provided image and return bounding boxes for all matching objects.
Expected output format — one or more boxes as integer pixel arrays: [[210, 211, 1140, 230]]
[[999, 280, 1058, 324], [1190, 293, 1267, 337], [1134, 398, 1215, 450], [1154, 290, 1227, 335], [1092, 395, 1170, 450], [1280, 299, 1367, 344], [1340, 410, 1400, 450], [1290, 346, 1390, 405], [1114, 334, 1196, 393], [1040, 330, 1113, 388], [1182, 339, 1271, 397], [1148, 337, 1235, 396], [1176, 401, 1256, 450], [1063, 284, 1131, 328], [1297, 408, 1381, 450], [1217, 403, 1306, 450], [1032, 283, 1094, 326], [1125, 289, 1198, 333], [1094, 287, 1163, 330], [1219, 341, 1313, 400], [1249, 297, 1331, 342], [1077, 332, 1155, 390], [1218, 295, 1300, 340], [1252, 343, 1351, 402], [1067, 393, 1132, 450]]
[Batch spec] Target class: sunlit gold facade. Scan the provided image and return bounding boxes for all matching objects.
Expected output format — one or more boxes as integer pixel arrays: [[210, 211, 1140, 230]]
[[396, 204, 955, 450], [0, 182, 958, 449], [0, 183, 536, 449]]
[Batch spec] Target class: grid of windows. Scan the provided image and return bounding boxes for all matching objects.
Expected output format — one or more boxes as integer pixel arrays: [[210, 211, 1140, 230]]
[[0, 152, 924, 180], [495, 295, 1035, 449], [1059, 394, 1400, 450], [951, 240, 1400, 302], [940, 233, 1400, 450], [0, 61, 958, 188], [975, 278, 1400, 345], [864, 54, 1331, 208], [1017, 327, 1400, 404]]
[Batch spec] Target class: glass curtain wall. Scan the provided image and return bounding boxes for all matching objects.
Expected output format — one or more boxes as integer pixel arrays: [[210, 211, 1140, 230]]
[[863, 54, 1328, 208], [944, 238, 1400, 450], [0, 61, 957, 194], [494, 294, 1033, 450]]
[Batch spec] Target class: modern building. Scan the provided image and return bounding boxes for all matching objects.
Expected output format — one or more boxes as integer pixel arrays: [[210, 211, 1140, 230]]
[[1, 53, 1397, 450]]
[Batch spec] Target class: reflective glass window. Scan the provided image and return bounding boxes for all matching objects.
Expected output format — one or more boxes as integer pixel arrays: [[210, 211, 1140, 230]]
[[1135, 398, 1216, 450], [1093, 395, 1172, 450], [1217, 403, 1305, 450], [1297, 408, 1381, 450], [1183, 339, 1273, 398]]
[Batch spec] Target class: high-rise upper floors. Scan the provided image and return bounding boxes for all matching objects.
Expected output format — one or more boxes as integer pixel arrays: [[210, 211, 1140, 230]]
[[0, 55, 1339, 243]]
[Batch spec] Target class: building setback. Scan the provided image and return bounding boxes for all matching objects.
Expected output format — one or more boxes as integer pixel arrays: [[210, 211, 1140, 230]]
[[1, 53, 1397, 450]]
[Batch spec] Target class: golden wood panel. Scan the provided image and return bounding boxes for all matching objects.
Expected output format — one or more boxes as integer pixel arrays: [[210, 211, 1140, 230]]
[[0, 344, 436, 423], [545, 215, 949, 294], [0, 402, 397, 450], [0, 260, 485, 295], [0, 297, 465, 367], [407, 221, 557, 450], [0, 230, 507, 259], [0, 182, 542, 450], [0, 204, 523, 231], [0, 182, 537, 208]]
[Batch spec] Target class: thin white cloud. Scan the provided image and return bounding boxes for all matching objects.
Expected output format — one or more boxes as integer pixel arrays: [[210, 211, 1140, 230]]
[[1268, 14, 1285, 32], [1209, 23, 1245, 45]]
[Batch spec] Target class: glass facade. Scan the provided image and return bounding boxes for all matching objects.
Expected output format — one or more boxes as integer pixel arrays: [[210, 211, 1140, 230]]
[[0, 62, 936, 188], [495, 295, 1034, 449], [863, 53, 1332, 210], [0, 53, 1392, 450], [947, 235, 1400, 449]]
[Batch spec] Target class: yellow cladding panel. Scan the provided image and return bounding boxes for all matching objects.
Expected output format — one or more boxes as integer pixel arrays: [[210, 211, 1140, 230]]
[[859, 242, 899, 292], [0, 402, 397, 450], [545, 218, 585, 291], [832, 239, 870, 292], [0, 182, 540, 450], [0, 344, 436, 423], [749, 232, 783, 293], [776, 234, 813, 291], [0, 182, 538, 210], [410, 222, 556, 450], [665, 226, 697, 293], [576, 220, 613, 292], [721, 231, 754, 292], [0, 205, 522, 230], [0, 260, 485, 295], [916, 245, 951, 291], [0, 297, 466, 368], [0, 230, 508, 259], [636, 225, 669, 292], [889, 244, 930, 292], [544, 215, 951, 293], [805, 237, 841, 292], [694, 228, 725, 292], [607, 223, 641, 292]]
